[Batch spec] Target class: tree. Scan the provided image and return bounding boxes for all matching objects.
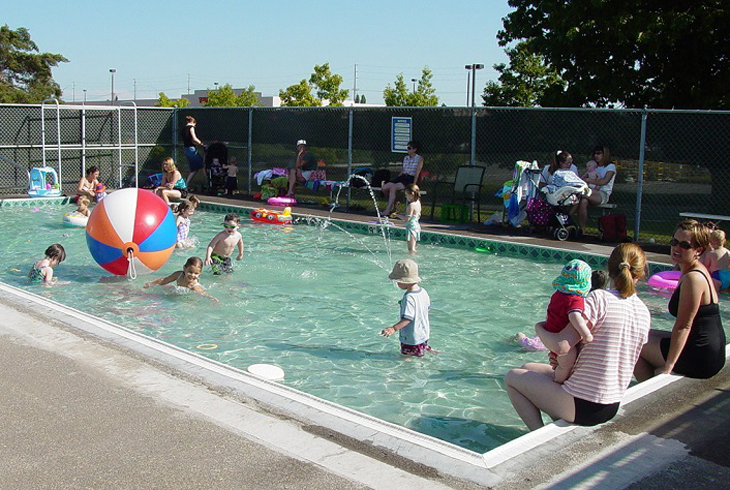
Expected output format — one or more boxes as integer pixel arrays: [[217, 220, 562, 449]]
[[205, 84, 237, 107], [156, 92, 189, 107], [279, 79, 321, 107], [498, 1, 730, 109], [482, 41, 565, 107], [0, 25, 68, 103], [355, 94, 361, 103], [410, 67, 439, 106], [309, 63, 349, 106], [383, 67, 439, 106], [383, 74, 410, 106], [360, 94, 366, 103], [235, 85, 259, 106]]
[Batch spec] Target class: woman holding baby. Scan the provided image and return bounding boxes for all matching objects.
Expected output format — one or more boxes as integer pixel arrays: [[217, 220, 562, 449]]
[[572, 145, 617, 235]]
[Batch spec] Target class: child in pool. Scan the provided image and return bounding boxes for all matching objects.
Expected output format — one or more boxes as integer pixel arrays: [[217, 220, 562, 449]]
[[28, 244, 66, 285], [703, 228, 730, 291], [144, 256, 219, 302], [204, 212, 244, 275], [581, 160, 601, 190], [515, 269, 607, 352], [535, 259, 594, 383], [175, 201, 194, 248], [75, 196, 91, 217], [380, 259, 432, 357], [404, 184, 422, 254]]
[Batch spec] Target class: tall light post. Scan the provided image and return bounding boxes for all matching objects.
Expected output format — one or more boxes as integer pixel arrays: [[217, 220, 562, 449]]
[[109, 68, 116, 104], [464, 65, 471, 105], [465, 64, 484, 107], [83, 89, 87, 105], [411, 78, 417, 93]]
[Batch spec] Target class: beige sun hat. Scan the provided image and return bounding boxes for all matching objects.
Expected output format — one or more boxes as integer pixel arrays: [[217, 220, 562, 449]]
[[388, 259, 421, 283]]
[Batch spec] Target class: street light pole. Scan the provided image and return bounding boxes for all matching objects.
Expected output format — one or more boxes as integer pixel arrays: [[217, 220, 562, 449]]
[[411, 78, 417, 93], [464, 65, 471, 106], [83, 89, 87, 105], [109, 68, 116, 104], [469, 64, 484, 107]]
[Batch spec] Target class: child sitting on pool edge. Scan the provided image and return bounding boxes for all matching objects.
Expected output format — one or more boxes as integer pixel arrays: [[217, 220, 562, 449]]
[[204, 212, 244, 275], [144, 256, 219, 302], [380, 259, 433, 357], [29, 244, 66, 285]]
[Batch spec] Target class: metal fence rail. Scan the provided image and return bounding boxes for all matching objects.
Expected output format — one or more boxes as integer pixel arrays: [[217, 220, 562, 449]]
[[1, 103, 728, 244]]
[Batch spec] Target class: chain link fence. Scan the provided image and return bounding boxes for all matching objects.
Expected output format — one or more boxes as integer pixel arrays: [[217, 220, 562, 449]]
[[2, 103, 728, 245]]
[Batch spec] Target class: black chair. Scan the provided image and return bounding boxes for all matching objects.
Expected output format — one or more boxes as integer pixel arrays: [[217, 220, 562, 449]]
[[430, 165, 487, 223]]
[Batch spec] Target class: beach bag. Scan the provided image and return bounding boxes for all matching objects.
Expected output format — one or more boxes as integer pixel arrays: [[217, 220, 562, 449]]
[[526, 197, 553, 227], [350, 167, 373, 188], [371, 169, 391, 188], [598, 213, 628, 242]]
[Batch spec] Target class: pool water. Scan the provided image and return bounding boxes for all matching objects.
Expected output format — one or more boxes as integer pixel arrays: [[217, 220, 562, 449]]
[[0, 204, 717, 452]]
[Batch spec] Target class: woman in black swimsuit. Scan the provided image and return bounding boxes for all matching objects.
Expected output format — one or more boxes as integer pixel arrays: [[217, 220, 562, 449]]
[[635, 219, 726, 380]]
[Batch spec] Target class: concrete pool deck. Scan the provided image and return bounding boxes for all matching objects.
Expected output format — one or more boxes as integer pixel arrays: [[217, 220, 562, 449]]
[[2, 195, 730, 488]]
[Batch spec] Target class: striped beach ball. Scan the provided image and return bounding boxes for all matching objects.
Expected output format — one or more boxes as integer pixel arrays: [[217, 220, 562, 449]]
[[86, 188, 177, 275]]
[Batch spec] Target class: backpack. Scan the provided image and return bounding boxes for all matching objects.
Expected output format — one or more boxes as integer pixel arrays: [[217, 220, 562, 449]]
[[526, 197, 554, 227], [598, 213, 628, 242]]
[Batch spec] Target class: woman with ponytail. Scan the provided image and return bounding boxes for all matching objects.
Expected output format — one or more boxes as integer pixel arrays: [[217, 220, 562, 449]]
[[505, 244, 651, 430], [635, 220, 725, 380]]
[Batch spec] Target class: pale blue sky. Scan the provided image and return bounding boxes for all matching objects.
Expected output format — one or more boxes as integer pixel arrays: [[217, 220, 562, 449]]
[[5, 0, 512, 105]]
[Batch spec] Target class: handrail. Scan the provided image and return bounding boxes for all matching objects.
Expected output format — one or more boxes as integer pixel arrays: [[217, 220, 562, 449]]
[[0, 154, 30, 189], [41, 98, 62, 192]]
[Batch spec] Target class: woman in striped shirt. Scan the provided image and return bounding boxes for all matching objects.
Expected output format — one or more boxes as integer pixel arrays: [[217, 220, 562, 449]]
[[381, 141, 424, 218], [505, 244, 651, 430]]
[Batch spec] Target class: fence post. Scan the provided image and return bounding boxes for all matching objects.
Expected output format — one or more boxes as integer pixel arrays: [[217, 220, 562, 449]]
[[247, 108, 253, 194], [172, 108, 178, 165], [345, 108, 354, 206], [470, 107, 476, 166], [634, 110, 648, 242]]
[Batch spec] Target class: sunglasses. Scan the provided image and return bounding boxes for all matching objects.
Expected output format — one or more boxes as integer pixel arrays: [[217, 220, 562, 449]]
[[670, 238, 694, 249], [223, 223, 237, 229]]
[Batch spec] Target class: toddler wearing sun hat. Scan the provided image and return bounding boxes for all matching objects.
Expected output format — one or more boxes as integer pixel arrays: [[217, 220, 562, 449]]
[[539, 259, 595, 383], [379, 259, 432, 357]]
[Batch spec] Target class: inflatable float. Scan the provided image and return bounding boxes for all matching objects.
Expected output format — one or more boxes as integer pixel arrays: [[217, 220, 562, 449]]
[[63, 211, 89, 227], [250, 207, 293, 225], [647, 270, 681, 292], [247, 364, 285, 381], [267, 196, 296, 207]]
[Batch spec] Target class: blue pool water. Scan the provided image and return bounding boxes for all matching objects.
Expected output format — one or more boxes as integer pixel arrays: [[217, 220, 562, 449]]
[[0, 203, 713, 452]]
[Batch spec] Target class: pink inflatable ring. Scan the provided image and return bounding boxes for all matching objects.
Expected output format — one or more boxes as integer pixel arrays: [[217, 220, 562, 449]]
[[647, 270, 681, 291], [268, 196, 296, 207]]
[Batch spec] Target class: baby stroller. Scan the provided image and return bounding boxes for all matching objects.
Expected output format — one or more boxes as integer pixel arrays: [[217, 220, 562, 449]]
[[204, 141, 228, 194], [539, 170, 591, 241]]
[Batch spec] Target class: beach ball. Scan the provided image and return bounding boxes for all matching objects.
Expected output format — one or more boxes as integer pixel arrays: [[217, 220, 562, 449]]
[[86, 188, 176, 275]]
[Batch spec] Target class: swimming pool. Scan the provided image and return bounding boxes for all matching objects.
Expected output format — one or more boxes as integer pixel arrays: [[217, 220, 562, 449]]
[[0, 199, 715, 453]]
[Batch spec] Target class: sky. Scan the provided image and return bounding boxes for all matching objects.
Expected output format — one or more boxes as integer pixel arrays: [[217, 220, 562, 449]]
[[4, 0, 512, 106]]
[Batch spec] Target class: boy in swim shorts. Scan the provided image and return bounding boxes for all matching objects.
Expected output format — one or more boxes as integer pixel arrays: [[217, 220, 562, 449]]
[[204, 213, 244, 275], [379, 259, 432, 357]]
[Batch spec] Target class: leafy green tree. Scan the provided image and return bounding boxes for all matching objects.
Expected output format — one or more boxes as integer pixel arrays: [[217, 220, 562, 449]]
[[205, 84, 238, 107], [156, 92, 189, 107], [360, 94, 366, 103], [235, 85, 259, 106], [410, 67, 439, 106], [279, 79, 321, 107], [482, 41, 565, 107], [383, 68, 439, 106], [0, 25, 68, 103], [354, 94, 361, 103], [383, 74, 410, 106], [309, 62, 349, 106], [498, 0, 730, 109]]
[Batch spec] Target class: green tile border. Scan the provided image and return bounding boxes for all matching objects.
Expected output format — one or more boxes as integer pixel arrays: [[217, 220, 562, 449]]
[[0, 196, 72, 207]]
